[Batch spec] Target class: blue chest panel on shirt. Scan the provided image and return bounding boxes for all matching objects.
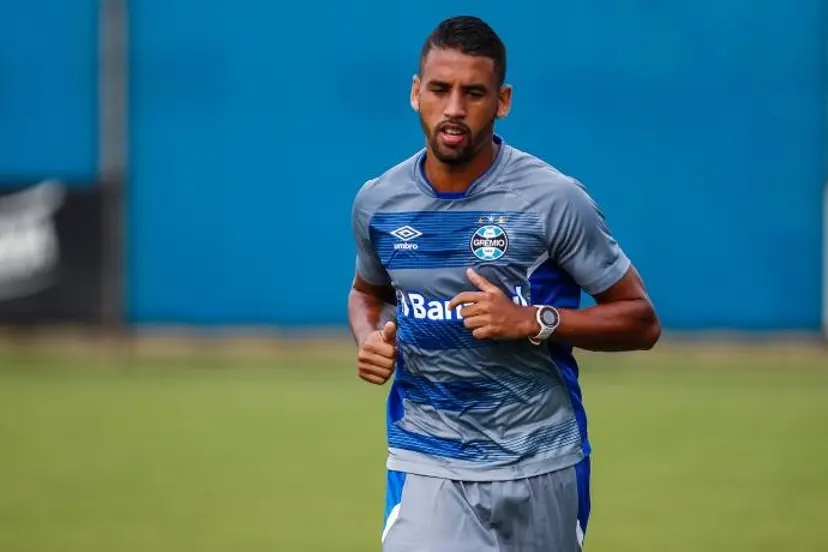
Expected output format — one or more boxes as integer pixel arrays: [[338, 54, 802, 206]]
[[369, 210, 546, 271]]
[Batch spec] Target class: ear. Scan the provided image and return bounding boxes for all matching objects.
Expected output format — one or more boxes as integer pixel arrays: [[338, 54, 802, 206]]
[[410, 75, 421, 112], [496, 84, 513, 119]]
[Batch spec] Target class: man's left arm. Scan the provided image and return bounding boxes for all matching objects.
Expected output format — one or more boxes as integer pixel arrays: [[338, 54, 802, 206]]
[[540, 180, 660, 351], [549, 265, 661, 351], [449, 180, 660, 352]]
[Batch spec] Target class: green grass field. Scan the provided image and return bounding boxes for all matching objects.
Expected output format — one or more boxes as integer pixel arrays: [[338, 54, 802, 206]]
[[0, 337, 826, 551]]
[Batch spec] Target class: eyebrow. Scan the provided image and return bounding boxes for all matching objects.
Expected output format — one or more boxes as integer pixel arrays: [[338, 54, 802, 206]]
[[427, 79, 489, 93]]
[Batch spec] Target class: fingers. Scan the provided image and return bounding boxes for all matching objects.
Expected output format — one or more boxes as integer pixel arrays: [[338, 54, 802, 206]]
[[466, 268, 500, 293], [380, 321, 397, 342], [447, 270, 504, 311], [358, 330, 397, 385], [359, 364, 394, 385], [464, 313, 506, 340], [358, 349, 396, 371], [447, 291, 485, 311], [462, 314, 488, 330], [363, 338, 395, 359], [358, 352, 395, 385], [360, 372, 390, 385], [358, 356, 395, 385], [458, 302, 485, 318], [471, 327, 493, 340]]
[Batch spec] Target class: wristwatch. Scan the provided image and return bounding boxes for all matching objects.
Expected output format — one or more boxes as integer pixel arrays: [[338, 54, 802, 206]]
[[529, 305, 560, 345]]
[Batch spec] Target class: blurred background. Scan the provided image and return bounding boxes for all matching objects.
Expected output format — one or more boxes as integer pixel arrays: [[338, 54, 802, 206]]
[[0, 1, 825, 551]]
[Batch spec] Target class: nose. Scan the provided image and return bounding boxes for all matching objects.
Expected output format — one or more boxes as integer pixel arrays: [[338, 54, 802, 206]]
[[443, 90, 466, 119]]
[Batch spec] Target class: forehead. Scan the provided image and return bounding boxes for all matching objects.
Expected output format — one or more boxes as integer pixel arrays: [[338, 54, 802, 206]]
[[420, 47, 497, 85]]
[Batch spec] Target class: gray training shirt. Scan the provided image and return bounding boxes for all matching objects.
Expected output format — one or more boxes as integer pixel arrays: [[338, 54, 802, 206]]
[[351, 135, 631, 482]]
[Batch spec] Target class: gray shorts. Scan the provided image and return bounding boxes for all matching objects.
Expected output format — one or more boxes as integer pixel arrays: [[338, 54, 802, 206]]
[[382, 459, 591, 552]]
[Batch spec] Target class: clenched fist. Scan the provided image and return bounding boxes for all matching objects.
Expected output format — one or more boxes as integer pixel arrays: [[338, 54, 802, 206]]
[[357, 321, 397, 385]]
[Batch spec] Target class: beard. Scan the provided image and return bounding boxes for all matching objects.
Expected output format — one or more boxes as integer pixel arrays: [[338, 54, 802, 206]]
[[421, 116, 496, 166]]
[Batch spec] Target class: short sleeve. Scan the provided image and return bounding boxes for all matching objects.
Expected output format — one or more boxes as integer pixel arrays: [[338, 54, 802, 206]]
[[549, 180, 631, 295], [351, 182, 392, 286]]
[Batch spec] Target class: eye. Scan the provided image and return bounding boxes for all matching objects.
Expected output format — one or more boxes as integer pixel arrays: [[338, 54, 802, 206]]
[[464, 86, 487, 98]]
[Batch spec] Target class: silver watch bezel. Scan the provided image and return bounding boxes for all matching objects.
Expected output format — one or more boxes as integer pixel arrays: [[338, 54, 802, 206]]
[[530, 305, 560, 344]]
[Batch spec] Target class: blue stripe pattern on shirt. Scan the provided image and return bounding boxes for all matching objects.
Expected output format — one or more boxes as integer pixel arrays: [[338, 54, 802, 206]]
[[370, 210, 544, 270]]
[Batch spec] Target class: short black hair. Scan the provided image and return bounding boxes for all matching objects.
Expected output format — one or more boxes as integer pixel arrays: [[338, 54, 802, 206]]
[[420, 15, 507, 86]]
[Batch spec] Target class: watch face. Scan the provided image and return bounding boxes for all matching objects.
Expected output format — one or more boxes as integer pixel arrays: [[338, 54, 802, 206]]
[[540, 307, 559, 326]]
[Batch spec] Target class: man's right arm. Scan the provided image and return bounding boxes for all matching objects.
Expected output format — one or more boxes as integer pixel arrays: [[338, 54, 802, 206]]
[[347, 179, 400, 385], [349, 180, 396, 348], [348, 274, 396, 347]]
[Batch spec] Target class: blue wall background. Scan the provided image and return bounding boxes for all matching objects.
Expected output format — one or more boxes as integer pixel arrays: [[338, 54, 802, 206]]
[[0, 0, 98, 183], [4, 1, 825, 330]]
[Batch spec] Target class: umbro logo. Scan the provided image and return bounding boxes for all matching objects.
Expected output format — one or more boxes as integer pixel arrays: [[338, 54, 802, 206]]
[[390, 226, 422, 242], [390, 225, 422, 251]]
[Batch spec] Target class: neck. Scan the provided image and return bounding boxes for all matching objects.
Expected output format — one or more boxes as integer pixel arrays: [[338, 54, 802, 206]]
[[424, 138, 499, 195]]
